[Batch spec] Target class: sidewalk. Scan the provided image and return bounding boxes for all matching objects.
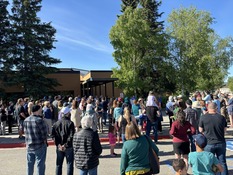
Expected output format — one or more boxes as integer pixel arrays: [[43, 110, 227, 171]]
[[1, 115, 232, 149]]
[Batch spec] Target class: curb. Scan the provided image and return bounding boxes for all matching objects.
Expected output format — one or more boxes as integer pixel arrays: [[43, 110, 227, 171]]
[[0, 135, 171, 149]]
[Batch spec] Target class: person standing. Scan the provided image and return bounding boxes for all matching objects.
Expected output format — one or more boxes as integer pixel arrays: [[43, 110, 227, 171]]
[[17, 98, 27, 139], [101, 97, 108, 125], [120, 121, 159, 175], [166, 96, 175, 128], [0, 104, 7, 135], [146, 91, 160, 143], [225, 93, 233, 127], [52, 106, 75, 175], [170, 109, 195, 169], [70, 100, 82, 132], [73, 115, 102, 175], [184, 99, 198, 152], [24, 105, 48, 175], [43, 101, 53, 136], [7, 101, 14, 134], [199, 102, 228, 175]]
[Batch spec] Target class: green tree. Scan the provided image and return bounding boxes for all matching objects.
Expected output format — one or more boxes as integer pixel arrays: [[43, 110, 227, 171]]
[[227, 77, 233, 92], [0, 1, 12, 81], [121, 0, 139, 12], [167, 6, 233, 92], [0, 0, 12, 97], [9, 0, 61, 98], [110, 4, 170, 97]]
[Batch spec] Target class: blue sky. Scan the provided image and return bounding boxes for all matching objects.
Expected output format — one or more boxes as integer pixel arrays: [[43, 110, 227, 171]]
[[37, 0, 233, 76]]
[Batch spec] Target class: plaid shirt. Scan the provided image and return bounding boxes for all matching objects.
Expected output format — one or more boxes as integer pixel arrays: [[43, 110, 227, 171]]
[[24, 115, 47, 151]]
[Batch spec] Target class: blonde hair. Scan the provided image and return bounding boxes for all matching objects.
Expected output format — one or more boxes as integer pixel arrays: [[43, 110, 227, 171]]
[[28, 102, 34, 115], [125, 121, 141, 140], [44, 101, 50, 107], [124, 107, 131, 124]]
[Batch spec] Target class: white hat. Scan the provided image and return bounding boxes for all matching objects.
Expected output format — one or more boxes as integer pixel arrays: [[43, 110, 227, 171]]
[[177, 95, 182, 99], [168, 96, 173, 102], [61, 106, 71, 115]]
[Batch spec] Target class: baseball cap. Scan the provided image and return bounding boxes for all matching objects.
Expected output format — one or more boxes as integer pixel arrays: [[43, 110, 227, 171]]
[[61, 106, 71, 115], [193, 134, 207, 148]]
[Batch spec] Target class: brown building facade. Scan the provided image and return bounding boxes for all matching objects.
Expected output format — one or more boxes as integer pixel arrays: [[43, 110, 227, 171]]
[[0, 68, 122, 98]]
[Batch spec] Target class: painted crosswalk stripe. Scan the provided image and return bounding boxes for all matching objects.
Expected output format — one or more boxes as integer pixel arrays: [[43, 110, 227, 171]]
[[226, 140, 233, 151]]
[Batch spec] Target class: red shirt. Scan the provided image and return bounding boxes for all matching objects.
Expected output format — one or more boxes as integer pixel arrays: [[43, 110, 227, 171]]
[[169, 121, 195, 142]]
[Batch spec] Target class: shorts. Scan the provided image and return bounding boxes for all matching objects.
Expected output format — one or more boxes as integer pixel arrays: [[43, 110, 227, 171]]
[[18, 119, 24, 131], [173, 141, 190, 155]]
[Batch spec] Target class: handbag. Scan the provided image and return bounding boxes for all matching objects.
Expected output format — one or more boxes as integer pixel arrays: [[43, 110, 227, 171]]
[[144, 135, 160, 174]]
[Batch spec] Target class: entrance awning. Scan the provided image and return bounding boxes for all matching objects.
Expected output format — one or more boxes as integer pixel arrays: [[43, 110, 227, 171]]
[[82, 77, 118, 87]]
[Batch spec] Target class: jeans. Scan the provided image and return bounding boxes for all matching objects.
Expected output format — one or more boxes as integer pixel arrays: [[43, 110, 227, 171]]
[[146, 119, 158, 143], [188, 134, 196, 152], [121, 134, 126, 143], [27, 143, 47, 175], [102, 111, 107, 125], [204, 143, 228, 175], [56, 147, 74, 175], [79, 166, 98, 175]]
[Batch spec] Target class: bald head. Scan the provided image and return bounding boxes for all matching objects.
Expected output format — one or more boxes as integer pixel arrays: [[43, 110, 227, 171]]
[[207, 102, 217, 114]]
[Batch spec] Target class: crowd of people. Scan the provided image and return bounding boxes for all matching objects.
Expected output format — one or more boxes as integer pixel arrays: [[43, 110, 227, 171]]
[[0, 90, 232, 175]]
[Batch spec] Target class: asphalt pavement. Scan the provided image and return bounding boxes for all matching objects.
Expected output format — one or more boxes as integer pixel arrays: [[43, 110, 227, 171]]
[[0, 116, 233, 175]]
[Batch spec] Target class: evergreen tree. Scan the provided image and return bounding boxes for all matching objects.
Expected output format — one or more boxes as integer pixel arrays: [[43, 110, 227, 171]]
[[0, 0, 12, 97], [0, 0, 12, 80], [121, 0, 139, 12], [10, 0, 61, 98]]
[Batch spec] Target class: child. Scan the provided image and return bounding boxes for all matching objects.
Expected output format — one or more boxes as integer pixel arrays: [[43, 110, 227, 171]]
[[188, 134, 223, 175], [172, 159, 190, 175], [108, 125, 117, 157]]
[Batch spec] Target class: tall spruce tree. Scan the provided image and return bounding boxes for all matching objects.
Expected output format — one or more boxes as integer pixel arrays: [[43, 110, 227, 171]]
[[0, 1, 11, 78], [138, 0, 172, 94], [10, 0, 61, 98], [121, 0, 139, 12], [0, 0, 12, 96]]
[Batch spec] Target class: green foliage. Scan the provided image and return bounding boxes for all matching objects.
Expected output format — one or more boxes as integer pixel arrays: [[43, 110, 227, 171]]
[[6, 0, 61, 98], [167, 6, 233, 92], [121, 0, 139, 12], [228, 77, 233, 92], [110, 1, 173, 97], [0, 0, 12, 75]]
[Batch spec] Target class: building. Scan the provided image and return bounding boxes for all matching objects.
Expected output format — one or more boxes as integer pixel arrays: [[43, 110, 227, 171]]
[[0, 68, 122, 99]]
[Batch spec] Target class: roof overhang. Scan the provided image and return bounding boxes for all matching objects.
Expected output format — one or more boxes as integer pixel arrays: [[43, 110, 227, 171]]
[[82, 77, 118, 87]]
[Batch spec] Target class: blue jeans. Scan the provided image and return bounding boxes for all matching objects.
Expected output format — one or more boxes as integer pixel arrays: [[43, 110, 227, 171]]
[[56, 147, 74, 175], [79, 166, 98, 175], [102, 111, 107, 124], [121, 134, 126, 143], [27, 143, 47, 175], [205, 143, 228, 175], [188, 134, 196, 152], [146, 120, 158, 143]]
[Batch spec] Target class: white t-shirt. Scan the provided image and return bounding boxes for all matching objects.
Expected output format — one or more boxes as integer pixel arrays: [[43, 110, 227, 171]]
[[146, 95, 158, 107]]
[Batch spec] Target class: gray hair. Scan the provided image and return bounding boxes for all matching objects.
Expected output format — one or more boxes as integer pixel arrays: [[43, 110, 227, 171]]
[[81, 115, 93, 129]]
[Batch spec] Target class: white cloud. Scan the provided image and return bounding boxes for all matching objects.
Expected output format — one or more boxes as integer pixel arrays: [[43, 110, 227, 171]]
[[56, 33, 113, 54]]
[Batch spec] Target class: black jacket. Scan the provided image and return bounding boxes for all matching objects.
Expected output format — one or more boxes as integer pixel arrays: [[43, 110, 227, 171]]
[[73, 128, 102, 170], [52, 117, 75, 148]]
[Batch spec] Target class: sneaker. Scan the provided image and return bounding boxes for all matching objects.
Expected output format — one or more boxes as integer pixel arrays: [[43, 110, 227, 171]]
[[19, 136, 25, 139], [110, 154, 116, 157], [113, 153, 117, 156]]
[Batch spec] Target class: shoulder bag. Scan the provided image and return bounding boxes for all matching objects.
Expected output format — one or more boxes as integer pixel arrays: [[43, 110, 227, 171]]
[[144, 135, 160, 174]]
